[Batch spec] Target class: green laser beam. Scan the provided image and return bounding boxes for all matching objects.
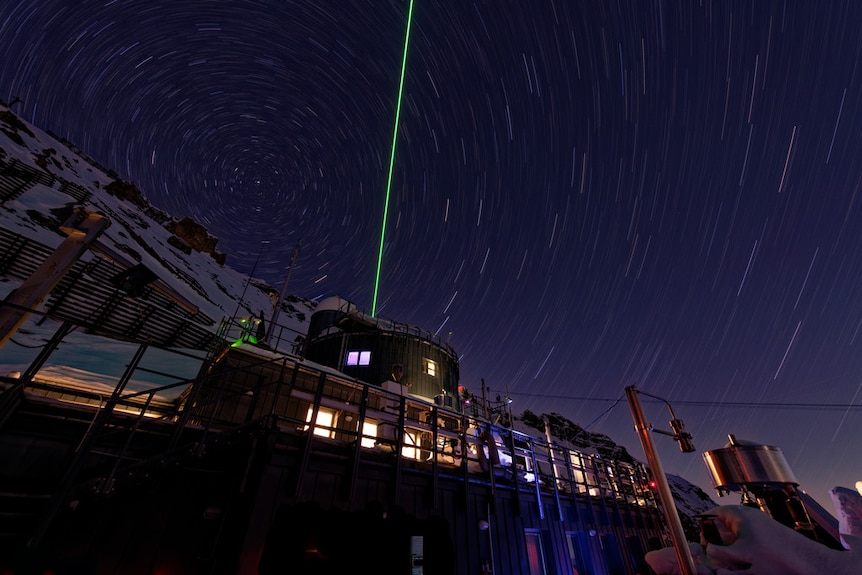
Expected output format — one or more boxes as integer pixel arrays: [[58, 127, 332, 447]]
[[372, 0, 415, 318]]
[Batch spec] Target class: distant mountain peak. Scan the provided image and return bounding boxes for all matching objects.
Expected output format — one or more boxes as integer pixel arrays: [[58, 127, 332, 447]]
[[517, 408, 718, 538]]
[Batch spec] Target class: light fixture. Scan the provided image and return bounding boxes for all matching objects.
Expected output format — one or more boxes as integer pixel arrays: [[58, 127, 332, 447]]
[[203, 506, 222, 520]]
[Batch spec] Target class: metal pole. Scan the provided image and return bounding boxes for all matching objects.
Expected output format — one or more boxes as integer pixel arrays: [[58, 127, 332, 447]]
[[266, 242, 300, 346], [624, 385, 698, 575], [486, 502, 495, 575], [229, 240, 269, 338], [542, 415, 564, 522], [481, 378, 489, 419]]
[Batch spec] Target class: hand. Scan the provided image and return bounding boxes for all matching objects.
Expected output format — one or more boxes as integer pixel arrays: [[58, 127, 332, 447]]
[[645, 505, 862, 575], [704, 505, 861, 575], [644, 542, 715, 575]]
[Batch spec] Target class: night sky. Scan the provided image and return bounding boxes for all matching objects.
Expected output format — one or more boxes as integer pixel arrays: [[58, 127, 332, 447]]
[[2, 0, 861, 506]]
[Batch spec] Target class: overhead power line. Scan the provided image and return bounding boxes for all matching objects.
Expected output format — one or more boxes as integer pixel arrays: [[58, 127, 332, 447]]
[[507, 391, 862, 411]]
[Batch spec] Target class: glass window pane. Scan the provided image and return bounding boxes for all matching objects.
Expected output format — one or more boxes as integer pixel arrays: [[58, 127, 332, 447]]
[[525, 531, 547, 575], [346, 351, 359, 366]]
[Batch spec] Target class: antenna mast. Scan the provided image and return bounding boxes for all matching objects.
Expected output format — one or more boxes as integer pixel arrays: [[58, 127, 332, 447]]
[[266, 242, 300, 346]]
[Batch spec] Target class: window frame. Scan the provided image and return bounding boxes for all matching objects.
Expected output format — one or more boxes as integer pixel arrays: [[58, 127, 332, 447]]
[[345, 349, 372, 366]]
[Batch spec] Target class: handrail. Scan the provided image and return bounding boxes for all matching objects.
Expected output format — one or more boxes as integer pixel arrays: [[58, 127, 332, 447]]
[[326, 298, 458, 359], [6, 318, 660, 526]]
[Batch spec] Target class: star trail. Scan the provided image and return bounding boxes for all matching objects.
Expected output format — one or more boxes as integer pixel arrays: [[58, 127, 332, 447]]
[[2, 0, 862, 505]]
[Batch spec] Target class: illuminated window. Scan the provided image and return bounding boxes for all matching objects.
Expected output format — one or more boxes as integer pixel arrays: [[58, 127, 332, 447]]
[[304, 407, 334, 438], [423, 358, 437, 377], [401, 430, 420, 460], [525, 530, 548, 575], [345, 350, 371, 366], [360, 421, 377, 448]]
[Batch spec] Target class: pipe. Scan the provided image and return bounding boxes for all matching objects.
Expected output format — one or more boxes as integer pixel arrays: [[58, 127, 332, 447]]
[[625, 385, 698, 575]]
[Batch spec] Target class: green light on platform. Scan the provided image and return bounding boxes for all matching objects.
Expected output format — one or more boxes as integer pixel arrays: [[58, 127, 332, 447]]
[[372, 0, 415, 318]]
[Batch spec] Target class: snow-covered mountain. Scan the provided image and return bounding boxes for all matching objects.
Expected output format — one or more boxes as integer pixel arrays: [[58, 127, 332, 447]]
[[0, 100, 716, 533], [0, 101, 314, 350], [517, 410, 717, 538]]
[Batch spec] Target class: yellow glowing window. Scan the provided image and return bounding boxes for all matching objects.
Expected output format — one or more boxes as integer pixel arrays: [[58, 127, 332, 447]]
[[305, 407, 334, 438], [401, 430, 420, 460], [361, 421, 377, 448], [423, 358, 437, 377]]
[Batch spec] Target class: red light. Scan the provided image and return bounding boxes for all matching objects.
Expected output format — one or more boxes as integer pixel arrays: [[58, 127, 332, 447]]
[[649, 480, 657, 489]]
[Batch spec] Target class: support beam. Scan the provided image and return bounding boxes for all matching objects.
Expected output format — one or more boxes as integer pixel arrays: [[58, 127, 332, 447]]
[[625, 385, 698, 575], [0, 210, 109, 350]]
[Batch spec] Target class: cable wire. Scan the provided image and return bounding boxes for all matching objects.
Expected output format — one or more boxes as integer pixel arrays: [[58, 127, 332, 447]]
[[507, 391, 862, 411]]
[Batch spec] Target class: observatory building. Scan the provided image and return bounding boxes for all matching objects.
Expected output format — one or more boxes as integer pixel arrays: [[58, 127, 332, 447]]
[[304, 295, 460, 405]]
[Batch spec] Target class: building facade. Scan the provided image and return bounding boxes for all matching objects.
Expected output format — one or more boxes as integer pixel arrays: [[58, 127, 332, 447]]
[[1, 300, 668, 575]]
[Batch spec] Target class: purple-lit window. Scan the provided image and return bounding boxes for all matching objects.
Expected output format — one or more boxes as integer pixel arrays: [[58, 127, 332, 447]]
[[346, 350, 371, 366]]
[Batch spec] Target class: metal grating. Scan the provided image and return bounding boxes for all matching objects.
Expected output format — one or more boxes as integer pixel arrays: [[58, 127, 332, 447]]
[[0, 226, 221, 351], [0, 158, 49, 203]]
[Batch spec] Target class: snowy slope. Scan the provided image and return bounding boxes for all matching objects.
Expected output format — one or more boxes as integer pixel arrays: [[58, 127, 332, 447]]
[[516, 410, 718, 538], [0, 103, 314, 341]]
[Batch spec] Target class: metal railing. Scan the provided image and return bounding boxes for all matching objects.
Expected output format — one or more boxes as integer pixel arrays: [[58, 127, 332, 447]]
[[174, 347, 661, 514], [2, 317, 662, 554]]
